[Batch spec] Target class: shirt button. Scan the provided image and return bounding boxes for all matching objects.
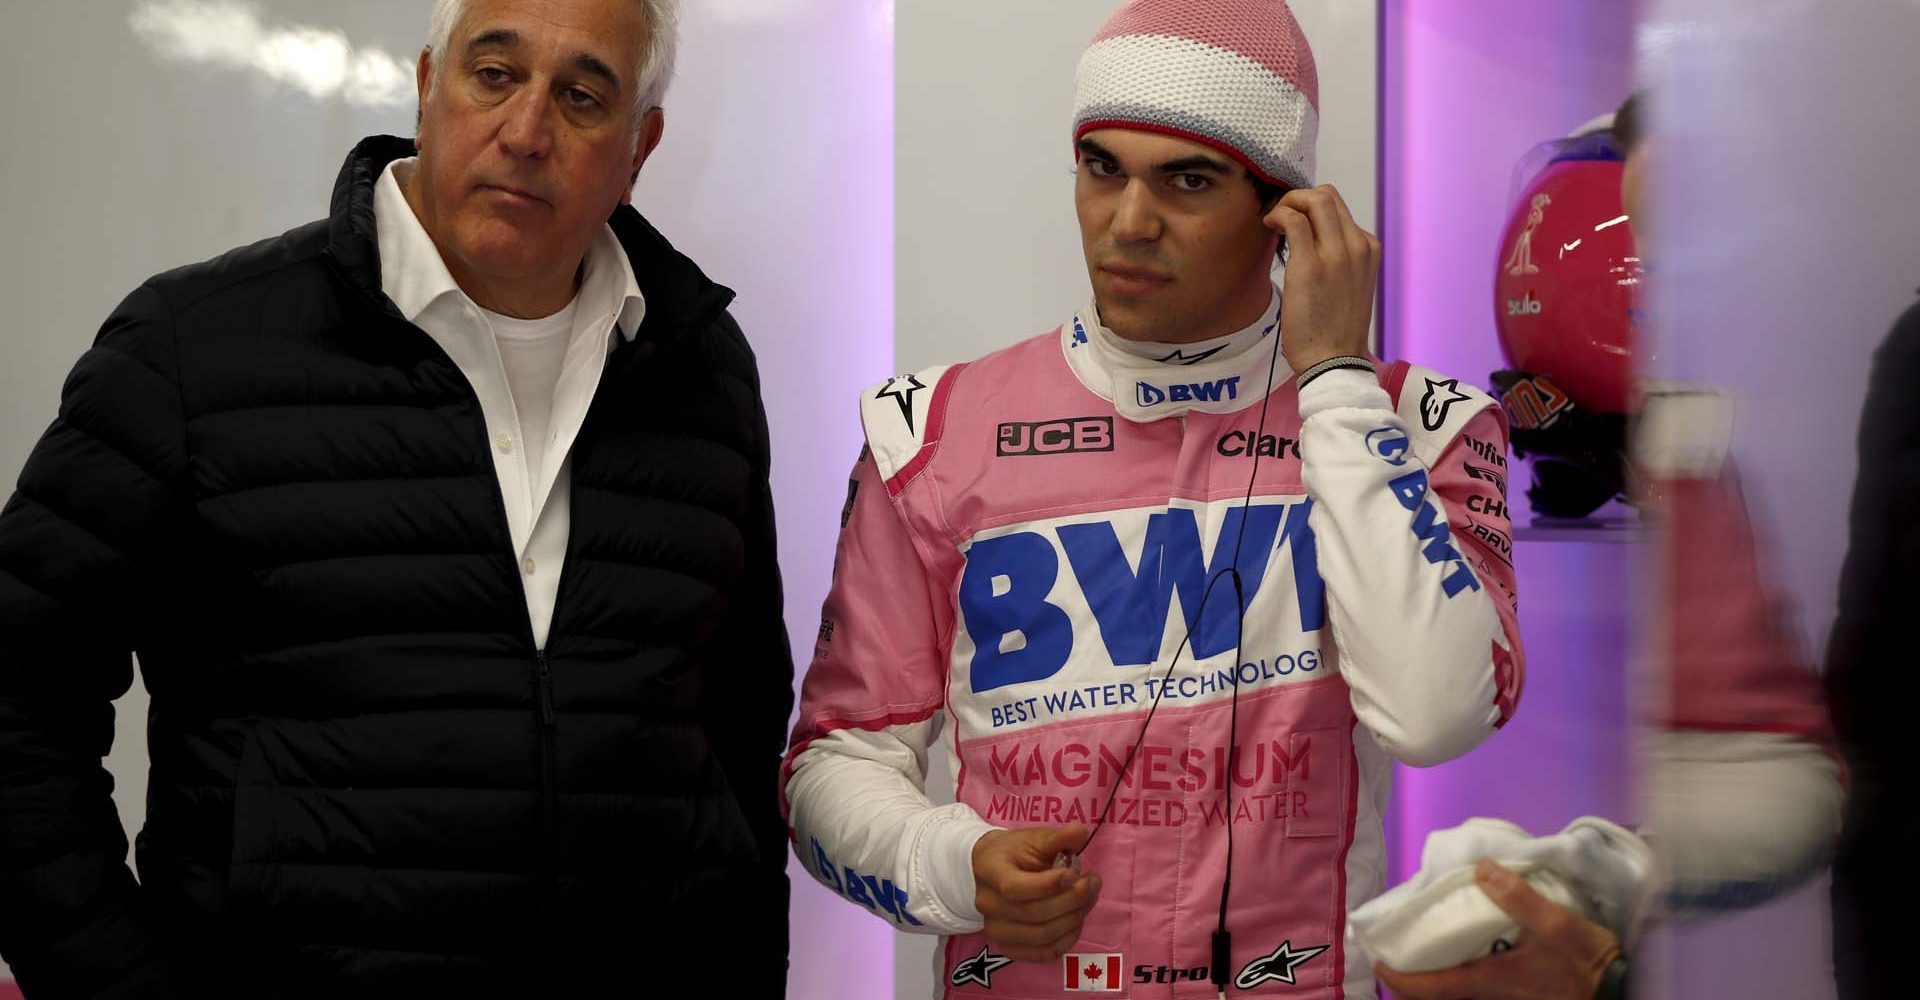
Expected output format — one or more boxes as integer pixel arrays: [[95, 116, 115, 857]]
[[496, 434, 515, 454], [522, 556, 537, 576]]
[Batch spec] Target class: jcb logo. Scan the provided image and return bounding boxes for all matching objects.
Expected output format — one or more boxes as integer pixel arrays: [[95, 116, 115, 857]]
[[998, 418, 1115, 457]]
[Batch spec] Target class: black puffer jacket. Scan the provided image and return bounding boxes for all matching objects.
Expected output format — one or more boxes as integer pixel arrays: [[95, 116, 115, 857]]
[[0, 136, 792, 998]]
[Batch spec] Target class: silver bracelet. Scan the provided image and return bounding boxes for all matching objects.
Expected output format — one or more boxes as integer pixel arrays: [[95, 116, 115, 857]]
[[1296, 355, 1376, 388]]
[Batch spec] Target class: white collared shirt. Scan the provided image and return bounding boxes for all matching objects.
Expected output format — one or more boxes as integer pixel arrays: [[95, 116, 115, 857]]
[[373, 157, 647, 649]]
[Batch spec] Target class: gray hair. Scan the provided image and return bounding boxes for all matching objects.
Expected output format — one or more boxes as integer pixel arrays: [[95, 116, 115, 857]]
[[424, 0, 679, 129]]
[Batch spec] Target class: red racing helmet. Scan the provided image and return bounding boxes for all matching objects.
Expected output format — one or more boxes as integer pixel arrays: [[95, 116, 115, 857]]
[[1492, 131, 1643, 415]]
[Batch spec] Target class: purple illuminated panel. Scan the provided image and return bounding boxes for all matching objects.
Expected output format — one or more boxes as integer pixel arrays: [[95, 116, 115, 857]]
[[631, 3, 897, 998], [1379, 0, 1637, 882]]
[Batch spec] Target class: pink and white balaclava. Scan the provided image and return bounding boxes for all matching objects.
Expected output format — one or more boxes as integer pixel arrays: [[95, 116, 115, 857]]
[[1072, 0, 1320, 192]]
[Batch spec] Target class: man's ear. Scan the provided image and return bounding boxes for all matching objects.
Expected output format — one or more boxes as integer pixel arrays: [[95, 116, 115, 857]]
[[414, 46, 434, 144], [622, 107, 667, 205]]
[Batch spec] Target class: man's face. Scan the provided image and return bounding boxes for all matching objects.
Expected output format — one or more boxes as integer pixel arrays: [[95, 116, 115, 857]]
[[1075, 128, 1281, 343], [410, 0, 663, 300]]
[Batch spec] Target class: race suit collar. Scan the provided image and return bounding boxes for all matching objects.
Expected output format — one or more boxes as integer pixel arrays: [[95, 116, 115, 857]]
[[1098, 287, 1279, 365], [1062, 285, 1288, 423]]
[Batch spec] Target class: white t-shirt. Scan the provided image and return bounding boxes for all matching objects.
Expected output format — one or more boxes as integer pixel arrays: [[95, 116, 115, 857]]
[[484, 300, 581, 492]]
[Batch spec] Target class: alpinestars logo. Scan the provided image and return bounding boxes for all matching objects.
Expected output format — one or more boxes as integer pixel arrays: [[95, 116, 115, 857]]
[[1236, 941, 1331, 988], [1420, 377, 1474, 432], [950, 945, 1014, 988], [1156, 344, 1227, 365], [876, 374, 927, 432]]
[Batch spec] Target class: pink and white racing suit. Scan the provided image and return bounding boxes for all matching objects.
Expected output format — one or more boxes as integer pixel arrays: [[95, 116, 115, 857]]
[[784, 294, 1525, 998]]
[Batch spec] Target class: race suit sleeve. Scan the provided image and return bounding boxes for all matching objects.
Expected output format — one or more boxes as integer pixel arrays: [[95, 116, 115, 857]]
[[1648, 730, 1842, 916], [0, 283, 183, 996], [782, 448, 997, 935], [1295, 367, 1525, 767], [1637, 389, 1842, 916]]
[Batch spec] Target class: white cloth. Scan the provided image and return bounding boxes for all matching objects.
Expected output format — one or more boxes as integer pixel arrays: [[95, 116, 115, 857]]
[[1346, 816, 1656, 973], [373, 158, 646, 649]]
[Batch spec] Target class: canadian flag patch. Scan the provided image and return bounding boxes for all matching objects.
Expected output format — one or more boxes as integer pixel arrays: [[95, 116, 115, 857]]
[[1064, 953, 1123, 992]]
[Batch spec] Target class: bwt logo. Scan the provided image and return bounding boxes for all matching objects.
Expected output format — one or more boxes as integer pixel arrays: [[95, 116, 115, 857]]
[[1386, 469, 1482, 598], [1364, 427, 1411, 466], [1136, 376, 1242, 408], [958, 502, 1325, 693], [811, 838, 921, 928]]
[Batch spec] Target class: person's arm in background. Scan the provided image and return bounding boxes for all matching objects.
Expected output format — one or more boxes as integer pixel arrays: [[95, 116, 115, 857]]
[[0, 284, 186, 997], [697, 316, 794, 990], [1642, 408, 1843, 916], [1375, 382, 1853, 1000]]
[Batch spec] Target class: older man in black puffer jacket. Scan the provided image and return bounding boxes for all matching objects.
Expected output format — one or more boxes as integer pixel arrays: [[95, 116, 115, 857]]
[[0, 1, 792, 996]]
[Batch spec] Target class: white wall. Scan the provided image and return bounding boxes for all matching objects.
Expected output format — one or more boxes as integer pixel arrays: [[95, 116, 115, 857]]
[[891, 3, 1376, 994], [0, 0, 892, 992]]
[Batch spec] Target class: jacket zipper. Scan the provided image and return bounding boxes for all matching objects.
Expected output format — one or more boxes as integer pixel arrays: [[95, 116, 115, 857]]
[[535, 649, 557, 850], [535, 647, 558, 938]]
